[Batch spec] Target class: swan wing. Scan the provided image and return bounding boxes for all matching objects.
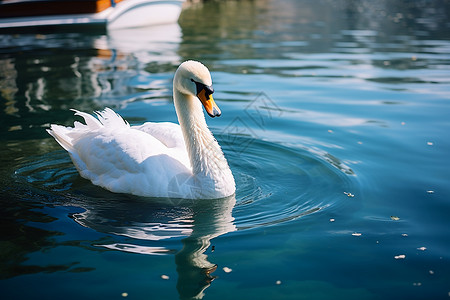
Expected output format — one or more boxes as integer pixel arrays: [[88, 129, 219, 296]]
[[133, 122, 186, 150], [133, 122, 190, 169], [74, 128, 192, 197], [47, 109, 193, 197]]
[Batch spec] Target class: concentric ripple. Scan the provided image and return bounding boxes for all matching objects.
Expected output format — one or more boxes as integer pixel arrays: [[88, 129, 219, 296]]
[[15, 135, 356, 246], [222, 136, 355, 231]]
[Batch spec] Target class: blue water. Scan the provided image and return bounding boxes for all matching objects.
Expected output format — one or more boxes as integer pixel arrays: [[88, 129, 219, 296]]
[[1, 0, 450, 299]]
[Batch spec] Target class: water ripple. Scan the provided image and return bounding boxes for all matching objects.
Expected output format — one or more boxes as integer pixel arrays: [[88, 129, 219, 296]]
[[15, 134, 356, 245], [223, 137, 355, 231]]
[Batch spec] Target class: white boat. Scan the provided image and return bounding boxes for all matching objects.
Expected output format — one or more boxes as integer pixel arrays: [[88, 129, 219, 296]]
[[0, 0, 185, 30]]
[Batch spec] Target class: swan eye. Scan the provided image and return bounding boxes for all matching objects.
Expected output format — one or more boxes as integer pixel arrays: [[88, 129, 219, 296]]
[[191, 79, 214, 100]]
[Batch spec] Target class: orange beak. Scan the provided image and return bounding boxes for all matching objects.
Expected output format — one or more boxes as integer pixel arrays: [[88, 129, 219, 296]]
[[197, 88, 221, 118]]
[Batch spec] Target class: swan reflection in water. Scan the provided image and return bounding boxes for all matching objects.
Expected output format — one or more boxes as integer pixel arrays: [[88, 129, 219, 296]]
[[71, 194, 236, 299]]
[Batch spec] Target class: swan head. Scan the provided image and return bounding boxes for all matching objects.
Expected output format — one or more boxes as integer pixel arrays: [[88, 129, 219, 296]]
[[174, 60, 221, 118]]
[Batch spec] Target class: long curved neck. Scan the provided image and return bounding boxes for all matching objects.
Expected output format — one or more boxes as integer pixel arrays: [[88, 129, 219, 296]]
[[173, 89, 228, 177]]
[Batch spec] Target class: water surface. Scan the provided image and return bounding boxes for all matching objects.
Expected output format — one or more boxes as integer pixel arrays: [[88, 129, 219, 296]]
[[1, 0, 450, 299]]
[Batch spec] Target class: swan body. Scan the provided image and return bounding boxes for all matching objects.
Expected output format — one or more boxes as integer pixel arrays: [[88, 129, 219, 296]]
[[47, 61, 235, 199]]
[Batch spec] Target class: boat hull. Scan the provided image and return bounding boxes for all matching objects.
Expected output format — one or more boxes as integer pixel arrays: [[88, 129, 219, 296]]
[[0, 0, 185, 29]]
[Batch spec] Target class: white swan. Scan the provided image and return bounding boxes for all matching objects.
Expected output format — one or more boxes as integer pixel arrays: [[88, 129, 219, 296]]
[[47, 60, 235, 199]]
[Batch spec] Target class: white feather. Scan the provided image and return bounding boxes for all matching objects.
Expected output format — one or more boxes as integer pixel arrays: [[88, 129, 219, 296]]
[[47, 61, 235, 199]]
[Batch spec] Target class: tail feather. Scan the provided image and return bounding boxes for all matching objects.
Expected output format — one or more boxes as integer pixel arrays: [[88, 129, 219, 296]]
[[94, 107, 129, 128], [46, 125, 74, 152], [47, 108, 129, 151], [71, 109, 103, 130]]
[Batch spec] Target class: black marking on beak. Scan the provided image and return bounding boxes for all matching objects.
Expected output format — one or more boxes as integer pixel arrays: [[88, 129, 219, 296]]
[[191, 79, 214, 100]]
